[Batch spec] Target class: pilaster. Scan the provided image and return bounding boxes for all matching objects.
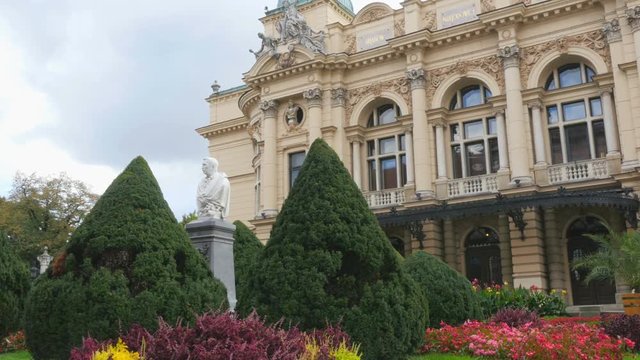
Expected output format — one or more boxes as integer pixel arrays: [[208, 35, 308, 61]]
[[510, 208, 548, 290], [303, 88, 323, 143], [260, 100, 279, 217], [406, 68, 434, 198]]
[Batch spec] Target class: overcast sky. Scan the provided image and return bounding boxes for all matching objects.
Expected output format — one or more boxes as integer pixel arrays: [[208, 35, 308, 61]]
[[0, 0, 399, 218]]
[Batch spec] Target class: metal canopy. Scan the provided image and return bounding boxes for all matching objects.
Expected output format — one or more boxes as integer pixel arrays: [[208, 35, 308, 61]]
[[377, 187, 640, 248]]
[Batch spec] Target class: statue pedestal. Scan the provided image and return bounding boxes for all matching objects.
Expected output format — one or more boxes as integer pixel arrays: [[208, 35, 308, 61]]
[[186, 218, 237, 311]]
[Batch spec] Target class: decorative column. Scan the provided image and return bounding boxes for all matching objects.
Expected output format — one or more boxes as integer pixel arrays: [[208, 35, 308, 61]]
[[498, 214, 513, 285], [434, 120, 447, 179], [443, 218, 457, 270], [605, 17, 636, 167], [403, 125, 415, 186], [331, 88, 347, 161], [348, 135, 364, 189], [498, 45, 532, 184], [627, 6, 640, 91], [600, 87, 621, 155], [406, 68, 434, 198], [527, 101, 547, 165], [543, 208, 565, 293], [303, 88, 323, 143], [260, 100, 279, 216], [495, 109, 510, 170]]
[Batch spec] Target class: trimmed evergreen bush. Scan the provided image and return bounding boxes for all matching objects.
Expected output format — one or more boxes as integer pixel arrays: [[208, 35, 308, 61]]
[[0, 231, 30, 339], [232, 220, 264, 316], [403, 251, 482, 327], [250, 139, 428, 360], [24, 156, 227, 360]]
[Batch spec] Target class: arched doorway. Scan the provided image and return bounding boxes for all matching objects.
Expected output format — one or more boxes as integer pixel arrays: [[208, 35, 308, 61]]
[[567, 216, 616, 305], [465, 227, 502, 284], [389, 237, 405, 257]]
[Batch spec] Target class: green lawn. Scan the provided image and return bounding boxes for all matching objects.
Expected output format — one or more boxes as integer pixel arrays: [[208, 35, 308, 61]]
[[0, 352, 31, 360]]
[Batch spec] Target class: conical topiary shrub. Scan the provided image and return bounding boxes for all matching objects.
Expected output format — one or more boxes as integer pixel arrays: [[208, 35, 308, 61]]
[[0, 231, 30, 339], [250, 139, 428, 360], [24, 156, 227, 360], [232, 220, 264, 316], [403, 251, 482, 327]]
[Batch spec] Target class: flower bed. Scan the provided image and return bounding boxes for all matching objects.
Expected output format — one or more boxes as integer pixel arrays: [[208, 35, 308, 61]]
[[421, 319, 635, 359], [70, 312, 361, 360], [472, 281, 567, 318], [0, 331, 26, 354]]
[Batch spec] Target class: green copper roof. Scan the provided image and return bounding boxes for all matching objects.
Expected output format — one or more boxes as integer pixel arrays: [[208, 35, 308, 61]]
[[273, 0, 354, 15]]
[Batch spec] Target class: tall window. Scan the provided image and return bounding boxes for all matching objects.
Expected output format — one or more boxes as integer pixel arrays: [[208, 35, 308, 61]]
[[450, 117, 499, 178], [367, 103, 400, 127], [449, 84, 492, 110], [367, 135, 407, 190], [544, 62, 606, 164], [289, 152, 305, 189]]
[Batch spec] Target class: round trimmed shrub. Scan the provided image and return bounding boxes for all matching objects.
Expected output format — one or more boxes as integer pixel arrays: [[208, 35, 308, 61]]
[[24, 156, 227, 360], [0, 231, 30, 338], [403, 251, 481, 327], [232, 220, 263, 316], [250, 139, 428, 360]]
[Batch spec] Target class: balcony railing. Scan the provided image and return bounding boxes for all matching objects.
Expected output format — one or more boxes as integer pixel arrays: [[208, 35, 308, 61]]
[[548, 159, 609, 184], [364, 188, 406, 208], [447, 174, 498, 198]]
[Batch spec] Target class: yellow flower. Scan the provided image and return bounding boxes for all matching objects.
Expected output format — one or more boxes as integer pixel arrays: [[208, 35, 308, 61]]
[[92, 339, 140, 360]]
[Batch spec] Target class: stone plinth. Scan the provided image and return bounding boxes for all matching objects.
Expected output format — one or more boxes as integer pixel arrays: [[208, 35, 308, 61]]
[[186, 218, 237, 311]]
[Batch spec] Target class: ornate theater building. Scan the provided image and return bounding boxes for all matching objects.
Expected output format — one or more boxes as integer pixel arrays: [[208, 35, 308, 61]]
[[197, 0, 640, 312]]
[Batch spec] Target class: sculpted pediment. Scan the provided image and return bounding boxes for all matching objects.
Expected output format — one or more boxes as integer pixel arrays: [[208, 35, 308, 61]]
[[245, 45, 315, 77], [353, 3, 394, 25]]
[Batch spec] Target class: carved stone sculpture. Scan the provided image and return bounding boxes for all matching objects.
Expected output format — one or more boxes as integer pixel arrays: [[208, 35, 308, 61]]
[[276, 0, 326, 54], [285, 100, 300, 128], [197, 157, 231, 220], [250, 33, 278, 58]]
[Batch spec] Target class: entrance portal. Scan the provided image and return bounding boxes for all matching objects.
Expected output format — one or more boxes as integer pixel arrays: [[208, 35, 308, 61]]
[[465, 227, 502, 285], [567, 217, 616, 305]]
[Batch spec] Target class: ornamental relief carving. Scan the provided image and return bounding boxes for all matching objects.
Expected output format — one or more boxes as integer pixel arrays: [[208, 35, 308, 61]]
[[519, 30, 610, 86], [423, 11, 437, 31], [425, 55, 504, 105], [480, 0, 496, 12], [345, 35, 356, 54], [356, 8, 388, 24], [345, 77, 412, 124], [395, 18, 406, 36]]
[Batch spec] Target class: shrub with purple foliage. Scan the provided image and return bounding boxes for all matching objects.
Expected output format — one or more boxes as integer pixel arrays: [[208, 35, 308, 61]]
[[490, 308, 540, 328], [602, 313, 640, 352], [70, 311, 356, 360]]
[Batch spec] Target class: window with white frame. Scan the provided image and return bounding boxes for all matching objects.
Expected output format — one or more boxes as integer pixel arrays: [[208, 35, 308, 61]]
[[367, 103, 401, 127], [449, 84, 493, 110], [449, 117, 500, 179], [366, 135, 407, 190], [545, 97, 606, 164], [543, 61, 607, 164]]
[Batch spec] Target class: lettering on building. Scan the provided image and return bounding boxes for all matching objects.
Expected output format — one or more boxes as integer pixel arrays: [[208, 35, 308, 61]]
[[356, 27, 393, 51], [438, 3, 478, 29]]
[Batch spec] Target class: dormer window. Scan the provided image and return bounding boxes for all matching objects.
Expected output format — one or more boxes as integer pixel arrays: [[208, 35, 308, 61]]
[[449, 85, 493, 110], [367, 103, 401, 127], [545, 63, 596, 91]]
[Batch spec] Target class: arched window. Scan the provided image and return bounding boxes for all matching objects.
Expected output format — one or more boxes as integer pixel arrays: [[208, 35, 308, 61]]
[[367, 103, 400, 127], [449, 117, 499, 178], [449, 84, 493, 110], [543, 62, 607, 164], [545, 63, 596, 91]]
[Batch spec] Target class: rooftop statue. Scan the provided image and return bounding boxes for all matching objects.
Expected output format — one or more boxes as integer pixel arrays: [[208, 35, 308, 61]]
[[249, 33, 278, 58], [275, 0, 326, 54], [197, 157, 231, 220]]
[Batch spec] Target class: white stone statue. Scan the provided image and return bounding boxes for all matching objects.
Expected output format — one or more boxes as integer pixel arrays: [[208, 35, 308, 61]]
[[197, 157, 231, 220]]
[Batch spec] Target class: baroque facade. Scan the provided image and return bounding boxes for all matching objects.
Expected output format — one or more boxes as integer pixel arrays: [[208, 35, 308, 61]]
[[198, 0, 640, 312]]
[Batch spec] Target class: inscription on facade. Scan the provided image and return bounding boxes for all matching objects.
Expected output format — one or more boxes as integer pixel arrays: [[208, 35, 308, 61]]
[[357, 27, 394, 51], [439, 3, 478, 29]]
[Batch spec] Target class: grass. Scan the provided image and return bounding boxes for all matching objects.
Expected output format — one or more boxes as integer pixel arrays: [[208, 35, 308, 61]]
[[0, 352, 31, 360]]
